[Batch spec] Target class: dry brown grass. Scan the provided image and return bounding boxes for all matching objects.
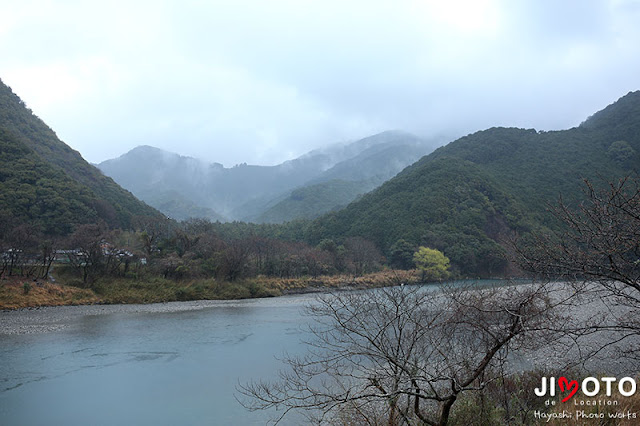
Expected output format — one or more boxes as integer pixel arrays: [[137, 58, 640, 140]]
[[0, 270, 421, 309], [0, 278, 99, 309], [255, 270, 421, 294]]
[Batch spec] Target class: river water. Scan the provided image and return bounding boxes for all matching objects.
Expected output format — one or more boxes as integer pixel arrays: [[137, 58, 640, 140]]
[[0, 294, 324, 425], [1, 280, 628, 425]]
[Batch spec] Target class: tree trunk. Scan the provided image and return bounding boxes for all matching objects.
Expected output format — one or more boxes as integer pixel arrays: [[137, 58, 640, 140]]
[[438, 395, 457, 426]]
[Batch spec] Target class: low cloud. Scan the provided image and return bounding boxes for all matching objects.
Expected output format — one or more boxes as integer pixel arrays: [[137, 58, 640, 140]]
[[2, 0, 639, 166]]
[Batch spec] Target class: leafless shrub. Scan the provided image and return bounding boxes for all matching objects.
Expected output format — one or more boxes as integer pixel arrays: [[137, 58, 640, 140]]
[[238, 281, 560, 425]]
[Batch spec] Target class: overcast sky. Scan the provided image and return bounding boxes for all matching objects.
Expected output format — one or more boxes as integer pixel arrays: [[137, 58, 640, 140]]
[[1, 0, 639, 167]]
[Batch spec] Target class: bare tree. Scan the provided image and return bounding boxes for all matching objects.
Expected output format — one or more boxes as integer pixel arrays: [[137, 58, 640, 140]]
[[133, 215, 172, 257], [5, 224, 40, 277], [193, 232, 225, 260], [67, 223, 106, 285], [217, 239, 251, 281], [38, 238, 57, 279], [344, 237, 383, 277], [517, 176, 639, 291], [515, 176, 640, 358], [173, 227, 201, 257], [239, 282, 558, 425]]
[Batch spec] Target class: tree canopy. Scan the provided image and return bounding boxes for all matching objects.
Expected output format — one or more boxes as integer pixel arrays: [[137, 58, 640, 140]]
[[413, 246, 451, 281]]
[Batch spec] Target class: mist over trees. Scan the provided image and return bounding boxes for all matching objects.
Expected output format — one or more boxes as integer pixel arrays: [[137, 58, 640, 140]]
[[3, 76, 640, 281], [300, 91, 640, 278], [97, 132, 437, 223]]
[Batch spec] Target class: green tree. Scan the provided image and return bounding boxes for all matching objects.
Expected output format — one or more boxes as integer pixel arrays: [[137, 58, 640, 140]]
[[413, 246, 451, 281], [389, 238, 416, 269], [607, 140, 637, 167]]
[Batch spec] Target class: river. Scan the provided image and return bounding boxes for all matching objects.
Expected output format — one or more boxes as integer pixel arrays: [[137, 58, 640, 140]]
[[1, 280, 632, 425], [0, 294, 324, 425]]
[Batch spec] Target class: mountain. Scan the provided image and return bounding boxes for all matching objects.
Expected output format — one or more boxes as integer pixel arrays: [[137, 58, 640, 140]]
[[98, 131, 438, 222], [310, 131, 429, 185], [253, 132, 435, 223], [254, 179, 366, 223], [304, 91, 640, 277], [143, 189, 227, 223], [98, 144, 332, 221], [97, 145, 228, 222], [0, 79, 160, 236]]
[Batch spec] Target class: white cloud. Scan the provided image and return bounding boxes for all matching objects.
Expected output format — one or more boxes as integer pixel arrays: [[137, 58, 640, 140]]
[[1, 0, 639, 166]]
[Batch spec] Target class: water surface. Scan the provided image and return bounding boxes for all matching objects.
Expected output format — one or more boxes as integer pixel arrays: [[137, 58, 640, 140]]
[[0, 295, 319, 425], [0, 280, 537, 425]]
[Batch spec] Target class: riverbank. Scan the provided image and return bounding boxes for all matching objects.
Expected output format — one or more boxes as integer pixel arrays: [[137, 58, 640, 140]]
[[0, 279, 100, 309], [0, 270, 420, 310]]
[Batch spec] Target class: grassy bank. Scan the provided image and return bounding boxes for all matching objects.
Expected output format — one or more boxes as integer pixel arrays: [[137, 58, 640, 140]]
[[0, 270, 420, 309], [0, 278, 100, 309]]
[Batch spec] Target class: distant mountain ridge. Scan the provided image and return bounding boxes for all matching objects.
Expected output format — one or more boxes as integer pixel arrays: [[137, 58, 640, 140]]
[[0, 79, 160, 235], [97, 145, 227, 222], [98, 131, 439, 222], [253, 132, 434, 223]]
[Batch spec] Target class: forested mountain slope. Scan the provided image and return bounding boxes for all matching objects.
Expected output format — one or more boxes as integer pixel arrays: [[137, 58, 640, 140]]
[[97, 145, 227, 222], [252, 134, 435, 223], [304, 91, 640, 276], [0, 79, 160, 235]]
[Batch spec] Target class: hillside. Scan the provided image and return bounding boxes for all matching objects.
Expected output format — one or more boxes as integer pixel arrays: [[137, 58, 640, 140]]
[[97, 145, 227, 222], [98, 145, 329, 220], [305, 91, 640, 276], [251, 133, 435, 223], [144, 189, 227, 223], [255, 179, 366, 223], [310, 132, 429, 185], [99, 131, 437, 222], [0, 79, 160, 235]]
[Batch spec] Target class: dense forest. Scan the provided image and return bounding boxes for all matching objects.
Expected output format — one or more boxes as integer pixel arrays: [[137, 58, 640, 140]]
[[0, 78, 161, 235], [255, 179, 366, 223], [1, 78, 639, 301]]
